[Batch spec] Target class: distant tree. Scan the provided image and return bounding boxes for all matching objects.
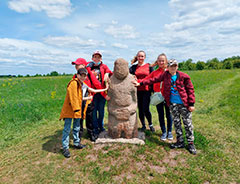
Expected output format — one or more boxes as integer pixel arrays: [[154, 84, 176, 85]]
[[17, 74, 23, 77], [223, 60, 233, 69], [26, 74, 30, 77], [207, 58, 220, 69], [50, 71, 59, 76], [196, 61, 205, 70]]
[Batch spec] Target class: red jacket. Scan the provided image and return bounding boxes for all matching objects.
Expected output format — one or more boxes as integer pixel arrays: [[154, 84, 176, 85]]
[[141, 70, 195, 108], [142, 67, 165, 93], [87, 62, 113, 98]]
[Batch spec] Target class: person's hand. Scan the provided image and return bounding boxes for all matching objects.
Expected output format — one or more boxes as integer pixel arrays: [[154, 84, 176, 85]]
[[105, 82, 109, 90], [188, 106, 195, 112], [132, 80, 140, 87], [105, 95, 111, 101], [104, 73, 110, 83]]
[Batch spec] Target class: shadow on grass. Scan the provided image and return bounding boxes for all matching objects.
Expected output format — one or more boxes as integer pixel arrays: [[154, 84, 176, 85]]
[[42, 129, 62, 154]]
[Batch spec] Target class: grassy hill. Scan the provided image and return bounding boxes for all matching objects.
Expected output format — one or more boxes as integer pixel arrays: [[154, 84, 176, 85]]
[[0, 70, 239, 184]]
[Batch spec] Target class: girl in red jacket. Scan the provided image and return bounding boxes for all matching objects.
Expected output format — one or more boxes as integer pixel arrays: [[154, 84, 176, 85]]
[[144, 53, 173, 140], [129, 50, 155, 132]]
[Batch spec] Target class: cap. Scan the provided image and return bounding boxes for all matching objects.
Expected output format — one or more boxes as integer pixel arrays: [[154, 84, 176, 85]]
[[92, 50, 102, 57], [72, 58, 87, 66], [168, 59, 178, 66], [77, 68, 88, 75]]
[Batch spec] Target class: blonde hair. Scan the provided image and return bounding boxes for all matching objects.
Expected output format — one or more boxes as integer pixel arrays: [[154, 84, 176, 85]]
[[151, 53, 168, 68], [131, 50, 146, 65]]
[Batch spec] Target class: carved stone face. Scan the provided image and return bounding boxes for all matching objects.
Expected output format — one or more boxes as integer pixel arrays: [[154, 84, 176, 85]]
[[113, 58, 129, 80]]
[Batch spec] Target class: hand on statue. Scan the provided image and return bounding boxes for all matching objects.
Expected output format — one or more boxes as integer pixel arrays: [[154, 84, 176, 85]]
[[105, 95, 111, 101], [188, 106, 195, 112], [131, 80, 140, 87]]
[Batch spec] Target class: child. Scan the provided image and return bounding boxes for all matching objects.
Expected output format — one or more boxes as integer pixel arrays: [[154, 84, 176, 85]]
[[59, 68, 108, 158], [71, 58, 105, 142], [87, 51, 112, 135], [133, 59, 197, 154]]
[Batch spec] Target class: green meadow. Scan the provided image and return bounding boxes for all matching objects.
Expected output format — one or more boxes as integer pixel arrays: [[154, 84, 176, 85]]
[[0, 70, 239, 184]]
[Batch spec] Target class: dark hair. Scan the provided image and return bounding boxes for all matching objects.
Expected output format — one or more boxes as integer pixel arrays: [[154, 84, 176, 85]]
[[77, 68, 88, 75]]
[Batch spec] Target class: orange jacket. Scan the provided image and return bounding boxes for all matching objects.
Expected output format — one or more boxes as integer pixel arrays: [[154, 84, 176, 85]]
[[59, 78, 90, 120]]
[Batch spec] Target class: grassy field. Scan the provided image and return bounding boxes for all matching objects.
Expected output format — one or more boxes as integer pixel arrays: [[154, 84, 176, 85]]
[[0, 70, 239, 184]]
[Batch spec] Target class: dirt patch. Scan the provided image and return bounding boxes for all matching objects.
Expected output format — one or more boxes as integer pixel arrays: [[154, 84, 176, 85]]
[[149, 165, 167, 174]]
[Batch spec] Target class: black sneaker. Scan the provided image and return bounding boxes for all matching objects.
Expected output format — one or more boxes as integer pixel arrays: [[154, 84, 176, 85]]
[[140, 126, 146, 131], [187, 143, 197, 155], [74, 144, 86, 149], [170, 141, 185, 149], [62, 149, 70, 158], [149, 126, 155, 133]]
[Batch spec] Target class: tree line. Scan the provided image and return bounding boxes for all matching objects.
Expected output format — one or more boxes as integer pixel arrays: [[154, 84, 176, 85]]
[[178, 56, 240, 70]]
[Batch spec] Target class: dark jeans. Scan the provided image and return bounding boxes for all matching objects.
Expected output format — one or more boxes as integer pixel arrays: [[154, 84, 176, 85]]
[[156, 101, 172, 133], [93, 93, 106, 134], [137, 90, 152, 128], [79, 102, 94, 138]]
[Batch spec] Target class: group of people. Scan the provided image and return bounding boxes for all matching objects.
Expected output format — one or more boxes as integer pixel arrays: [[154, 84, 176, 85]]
[[59, 50, 197, 158]]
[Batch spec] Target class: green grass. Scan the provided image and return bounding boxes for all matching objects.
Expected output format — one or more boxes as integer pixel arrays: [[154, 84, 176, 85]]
[[0, 70, 240, 184]]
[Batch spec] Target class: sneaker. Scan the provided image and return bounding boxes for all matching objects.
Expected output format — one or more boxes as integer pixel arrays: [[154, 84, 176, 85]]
[[170, 141, 185, 149], [160, 132, 167, 141], [149, 126, 155, 133], [140, 126, 146, 131], [187, 142, 197, 155], [73, 144, 86, 149], [167, 132, 173, 140], [62, 149, 70, 158]]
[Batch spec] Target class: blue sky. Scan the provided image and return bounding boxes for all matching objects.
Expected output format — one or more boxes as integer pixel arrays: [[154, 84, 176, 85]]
[[0, 0, 240, 75]]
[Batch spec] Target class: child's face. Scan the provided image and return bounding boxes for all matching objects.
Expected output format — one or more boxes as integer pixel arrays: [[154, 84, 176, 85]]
[[77, 73, 87, 82], [157, 56, 166, 68], [168, 64, 178, 75], [137, 52, 145, 64], [75, 64, 85, 71], [92, 54, 102, 63]]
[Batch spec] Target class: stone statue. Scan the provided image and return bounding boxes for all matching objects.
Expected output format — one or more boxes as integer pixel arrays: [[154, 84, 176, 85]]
[[107, 58, 138, 139]]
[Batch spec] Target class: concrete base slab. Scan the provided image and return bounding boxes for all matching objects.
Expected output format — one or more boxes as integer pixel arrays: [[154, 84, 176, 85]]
[[95, 131, 145, 145]]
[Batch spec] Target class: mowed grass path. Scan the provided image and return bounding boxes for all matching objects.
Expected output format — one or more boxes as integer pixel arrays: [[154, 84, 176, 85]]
[[0, 70, 239, 184]]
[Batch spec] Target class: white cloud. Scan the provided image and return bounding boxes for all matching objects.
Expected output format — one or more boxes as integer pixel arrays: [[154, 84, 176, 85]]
[[44, 36, 106, 49], [86, 23, 100, 30], [104, 25, 139, 39], [8, 0, 72, 19], [112, 43, 128, 49], [145, 0, 240, 62]]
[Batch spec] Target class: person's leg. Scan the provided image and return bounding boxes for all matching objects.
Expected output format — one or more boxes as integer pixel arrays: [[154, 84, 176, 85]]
[[72, 118, 81, 146], [156, 102, 166, 133], [62, 118, 72, 150], [79, 118, 84, 139], [86, 102, 95, 137], [179, 105, 194, 143], [156, 102, 166, 139], [98, 95, 106, 132], [169, 104, 184, 149], [179, 104, 196, 154], [92, 94, 100, 135], [165, 103, 173, 140], [142, 91, 154, 132], [137, 91, 146, 130]]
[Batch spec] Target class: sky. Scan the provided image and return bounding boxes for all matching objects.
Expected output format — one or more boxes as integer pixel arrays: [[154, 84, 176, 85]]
[[0, 0, 240, 75]]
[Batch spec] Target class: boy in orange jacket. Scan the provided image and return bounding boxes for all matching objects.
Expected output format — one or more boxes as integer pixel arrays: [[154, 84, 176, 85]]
[[60, 68, 108, 158]]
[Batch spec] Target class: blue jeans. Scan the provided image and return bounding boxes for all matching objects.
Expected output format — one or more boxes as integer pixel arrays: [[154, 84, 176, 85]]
[[93, 93, 106, 134], [62, 118, 80, 149], [156, 101, 172, 133]]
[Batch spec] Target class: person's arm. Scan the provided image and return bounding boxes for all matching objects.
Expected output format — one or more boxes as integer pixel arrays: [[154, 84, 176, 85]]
[[184, 74, 195, 111], [68, 81, 81, 112], [83, 96, 93, 101], [88, 86, 108, 93]]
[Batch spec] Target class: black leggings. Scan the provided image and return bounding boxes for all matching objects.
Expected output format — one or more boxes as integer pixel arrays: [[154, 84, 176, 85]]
[[137, 91, 152, 128]]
